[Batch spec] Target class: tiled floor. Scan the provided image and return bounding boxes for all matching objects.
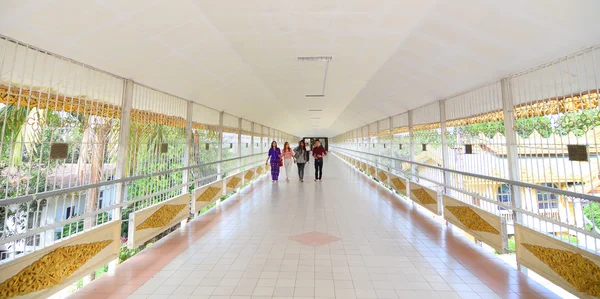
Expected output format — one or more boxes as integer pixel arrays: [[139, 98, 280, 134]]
[[71, 156, 561, 299]]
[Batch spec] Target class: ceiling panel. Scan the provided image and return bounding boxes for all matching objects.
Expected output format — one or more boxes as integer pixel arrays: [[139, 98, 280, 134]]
[[1, 0, 599, 138]]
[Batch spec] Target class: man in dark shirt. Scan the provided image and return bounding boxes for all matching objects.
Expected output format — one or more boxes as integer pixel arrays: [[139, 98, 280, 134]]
[[312, 140, 327, 182]]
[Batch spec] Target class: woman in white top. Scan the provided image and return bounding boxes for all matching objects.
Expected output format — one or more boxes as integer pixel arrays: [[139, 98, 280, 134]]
[[281, 142, 294, 182]]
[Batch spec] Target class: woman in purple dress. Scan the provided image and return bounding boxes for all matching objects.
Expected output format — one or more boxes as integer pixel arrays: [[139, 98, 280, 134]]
[[266, 141, 281, 182]]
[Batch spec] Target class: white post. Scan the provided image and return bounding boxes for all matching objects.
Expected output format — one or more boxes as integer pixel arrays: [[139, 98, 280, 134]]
[[408, 110, 415, 176], [376, 121, 380, 168], [183, 101, 193, 195], [108, 78, 133, 277], [237, 118, 242, 174], [439, 100, 449, 215], [114, 79, 133, 221], [389, 117, 394, 172], [501, 78, 525, 270], [439, 100, 449, 188], [217, 112, 224, 201], [250, 122, 255, 184], [408, 110, 415, 207]]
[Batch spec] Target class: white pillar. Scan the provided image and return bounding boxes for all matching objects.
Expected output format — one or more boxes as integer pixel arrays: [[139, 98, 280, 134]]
[[114, 79, 133, 221], [183, 101, 193, 195], [439, 100, 449, 189], [408, 110, 415, 176], [501, 78, 525, 270], [389, 117, 395, 172], [217, 112, 224, 201], [237, 118, 242, 174]]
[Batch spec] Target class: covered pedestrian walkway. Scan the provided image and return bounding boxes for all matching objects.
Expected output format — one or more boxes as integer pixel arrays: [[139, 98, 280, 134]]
[[69, 156, 558, 299], [2, 1, 600, 299]]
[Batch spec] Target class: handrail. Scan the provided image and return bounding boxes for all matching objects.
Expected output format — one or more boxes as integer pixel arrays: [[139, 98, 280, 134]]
[[330, 145, 600, 203], [0, 158, 267, 245], [1, 152, 266, 206], [332, 147, 600, 238]]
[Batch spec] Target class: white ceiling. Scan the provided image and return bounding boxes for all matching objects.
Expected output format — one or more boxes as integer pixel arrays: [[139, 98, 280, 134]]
[[1, 0, 600, 137]]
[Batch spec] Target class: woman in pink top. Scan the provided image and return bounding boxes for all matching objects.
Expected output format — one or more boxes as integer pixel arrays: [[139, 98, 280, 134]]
[[282, 142, 294, 182]]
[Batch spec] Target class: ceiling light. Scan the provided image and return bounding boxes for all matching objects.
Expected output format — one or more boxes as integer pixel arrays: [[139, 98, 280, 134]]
[[308, 109, 322, 112], [310, 117, 321, 119], [306, 94, 324, 97], [297, 56, 332, 62]]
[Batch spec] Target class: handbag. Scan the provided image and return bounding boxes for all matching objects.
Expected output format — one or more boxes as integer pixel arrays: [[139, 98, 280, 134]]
[[279, 160, 283, 167]]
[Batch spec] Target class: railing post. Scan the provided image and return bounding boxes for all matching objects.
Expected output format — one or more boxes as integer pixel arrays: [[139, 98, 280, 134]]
[[439, 100, 449, 190], [217, 111, 224, 199], [366, 124, 371, 167], [376, 121, 380, 168], [183, 101, 193, 195], [250, 122, 255, 157], [408, 110, 415, 177], [389, 117, 394, 172], [238, 118, 242, 173], [501, 78, 525, 268], [408, 110, 415, 206], [439, 100, 449, 215], [115, 79, 133, 221], [110, 78, 133, 274]]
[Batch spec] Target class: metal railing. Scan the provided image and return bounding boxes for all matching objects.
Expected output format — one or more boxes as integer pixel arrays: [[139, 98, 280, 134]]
[[0, 35, 295, 269], [331, 146, 600, 255], [0, 152, 267, 262]]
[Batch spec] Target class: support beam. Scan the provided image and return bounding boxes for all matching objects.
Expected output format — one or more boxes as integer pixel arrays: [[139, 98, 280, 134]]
[[218, 111, 224, 199], [501, 78, 525, 270], [408, 110, 415, 176], [183, 101, 193, 194], [114, 79, 133, 221], [389, 117, 395, 172], [439, 100, 449, 190]]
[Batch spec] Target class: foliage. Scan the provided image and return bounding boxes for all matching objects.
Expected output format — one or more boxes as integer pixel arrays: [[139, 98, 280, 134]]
[[583, 202, 600, 231], [95, 264, 108, 278], [56, 212, 111, 240], [497, 234, 577, 255], [555, 109, 600, 137], [199, 202, 216, 215]]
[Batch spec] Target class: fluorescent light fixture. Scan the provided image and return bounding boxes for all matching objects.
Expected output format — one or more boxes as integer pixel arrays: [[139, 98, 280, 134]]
[[310, 117, 321, 119], [308, 109, 322, 112], [306, 94, 324, 97], [297, 56, 332, 62]]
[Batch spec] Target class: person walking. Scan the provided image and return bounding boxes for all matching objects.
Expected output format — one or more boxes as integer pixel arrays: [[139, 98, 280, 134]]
[[266, 141, 281, 182], [312, 140, 326, 182], [293, 140, 309, 182], [282, 142, 294, 182]]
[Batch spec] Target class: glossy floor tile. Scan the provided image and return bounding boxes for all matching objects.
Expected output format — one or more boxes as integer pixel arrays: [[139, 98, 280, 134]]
[[71, 156, 561, 299]]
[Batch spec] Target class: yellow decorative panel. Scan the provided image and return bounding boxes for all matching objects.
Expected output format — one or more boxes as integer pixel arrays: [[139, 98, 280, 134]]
[[445, 207, 499, 235], [408, 183, 440, 215], [0, 221, 120, 299], [226, 174, 242, 191], [377, 170, 389, 183], [516, 224, 600, 299], [129, 194, 190, 249], [390, 177, 407, 194], [444, 195, 505, 253], [256, 166, 264, 175], [0, 241, 112, 298], [244, 170, 254, 181], [411, 189, 436, 205], [197, 187, 221, 202], [192, 180, 222, 214], [136, 204, 187, 230], [368, 166, 376, 177]]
